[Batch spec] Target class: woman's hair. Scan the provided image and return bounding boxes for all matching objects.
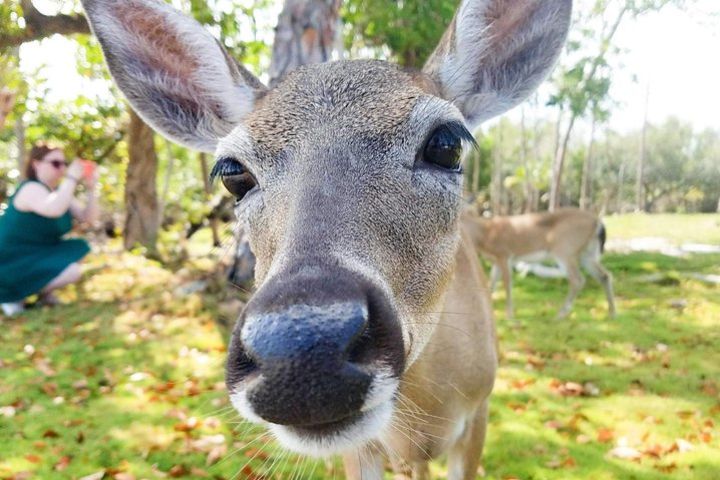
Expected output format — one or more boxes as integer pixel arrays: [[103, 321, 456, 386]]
[[24, 144, 62, 181]]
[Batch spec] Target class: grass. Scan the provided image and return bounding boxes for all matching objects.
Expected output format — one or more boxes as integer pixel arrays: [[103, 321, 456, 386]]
[[603, 213, 720, 244], [1, 215, 719, 479]]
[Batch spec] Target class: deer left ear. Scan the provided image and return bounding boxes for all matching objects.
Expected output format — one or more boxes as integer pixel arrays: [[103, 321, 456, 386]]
[[424, 0, 572, 129]]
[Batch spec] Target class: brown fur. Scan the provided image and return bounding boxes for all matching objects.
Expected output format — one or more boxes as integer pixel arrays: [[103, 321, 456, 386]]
[[463, 207, 616, 319]]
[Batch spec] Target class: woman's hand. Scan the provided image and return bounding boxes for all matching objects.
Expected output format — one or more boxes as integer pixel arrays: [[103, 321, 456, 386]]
[[84, 168, 100, 191], [66, 160, 84, 183]]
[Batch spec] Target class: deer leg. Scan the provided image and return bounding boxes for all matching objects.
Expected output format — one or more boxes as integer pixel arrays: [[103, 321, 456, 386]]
[[582, 256, 616, 318], [489, 263, 500, 292], [499, 258, 514, 319], [446, 400, 489, 480], [342, 446, 385, 480], [557, 258, 584, 319]]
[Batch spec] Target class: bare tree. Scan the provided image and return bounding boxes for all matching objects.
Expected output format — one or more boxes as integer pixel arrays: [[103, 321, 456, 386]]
[[124, 110, 159, 253], [269, 0, 343, 87]]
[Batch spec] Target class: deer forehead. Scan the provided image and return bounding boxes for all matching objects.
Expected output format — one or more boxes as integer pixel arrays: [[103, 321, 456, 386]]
[[221, 60, 457, 160]]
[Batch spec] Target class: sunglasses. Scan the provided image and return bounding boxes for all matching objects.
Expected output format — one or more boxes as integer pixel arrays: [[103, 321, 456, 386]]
[[46, 159, 69, 169]]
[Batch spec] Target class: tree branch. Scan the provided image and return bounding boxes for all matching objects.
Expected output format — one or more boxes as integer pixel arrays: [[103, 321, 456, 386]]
[[0, 1, 89, 50]]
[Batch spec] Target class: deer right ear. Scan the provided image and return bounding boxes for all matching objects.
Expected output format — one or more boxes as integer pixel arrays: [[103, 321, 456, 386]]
[[424, 0, 572, 129], [81, 0, 266, 152]]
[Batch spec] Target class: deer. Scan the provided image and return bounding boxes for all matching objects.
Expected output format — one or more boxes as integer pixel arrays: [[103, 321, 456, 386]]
[[81, 0, 571, 478], [462, 207, 616, 320]]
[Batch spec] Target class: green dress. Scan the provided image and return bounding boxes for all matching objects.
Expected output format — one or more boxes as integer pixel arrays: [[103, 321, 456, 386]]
[[0, 181, 90, 303]]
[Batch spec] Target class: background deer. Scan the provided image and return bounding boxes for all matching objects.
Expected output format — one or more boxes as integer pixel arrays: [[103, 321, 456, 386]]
[[81, 0, 571, 478], [463, 207, 616, 320]]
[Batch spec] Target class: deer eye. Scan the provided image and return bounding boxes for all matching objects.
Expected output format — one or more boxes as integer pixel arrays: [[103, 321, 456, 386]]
[[421, 123, 475, 171], [211, 157, 257, 201]]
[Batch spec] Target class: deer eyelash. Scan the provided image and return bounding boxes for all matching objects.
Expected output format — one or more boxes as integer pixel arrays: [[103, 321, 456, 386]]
[[210, 157, 246, 181]]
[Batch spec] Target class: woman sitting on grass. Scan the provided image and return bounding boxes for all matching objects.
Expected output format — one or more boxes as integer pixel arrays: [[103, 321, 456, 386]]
[[0, 144, 98, 316]]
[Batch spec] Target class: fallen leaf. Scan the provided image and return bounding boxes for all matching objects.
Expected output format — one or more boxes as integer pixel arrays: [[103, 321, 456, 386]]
[[206, 445, 227, 466], [43, 429, 61, 439], [555, 382, 584, 396], [174, 417, 201, 432], [25, 454, 41, 463], [510, 378, 536, 390], [243, 447, 270, 461], [643, 444, 664, 458], [597, 428, 614, 443], [576, 434, 591, 444], [168, 464, 188, 477], [239, 465, 265, 480], [655, 463, 678, 473], [41, 383, 58, 396], [608, 446, 642, 460], [54, 456, 72, 471]]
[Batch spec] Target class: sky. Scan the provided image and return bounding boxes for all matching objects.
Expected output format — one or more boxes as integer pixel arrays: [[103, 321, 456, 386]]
[[17, 0, 720, 134]]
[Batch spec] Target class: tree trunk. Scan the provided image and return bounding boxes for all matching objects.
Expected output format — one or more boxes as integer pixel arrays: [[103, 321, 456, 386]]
[[268, 0, 343, 87], [636, 82, 650, 212], [580, 114, 597, 210], [158, 139, 175, 222], [124, 109, 159, 253], [549, 114, 576, 212], [0, 89, 15, 130]]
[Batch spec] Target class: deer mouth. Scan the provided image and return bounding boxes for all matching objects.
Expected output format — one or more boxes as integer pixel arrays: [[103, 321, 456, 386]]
[[268, 394, 396, 457], [230, 371, 398, 457]]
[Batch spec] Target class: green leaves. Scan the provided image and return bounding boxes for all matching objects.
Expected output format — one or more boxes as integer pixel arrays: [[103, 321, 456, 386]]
[[343, 0, 459, 68]]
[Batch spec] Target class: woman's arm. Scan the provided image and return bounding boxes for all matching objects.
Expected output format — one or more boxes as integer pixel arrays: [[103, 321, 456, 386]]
[[14, 177, 80, 218], [14, 160, 84, 218]]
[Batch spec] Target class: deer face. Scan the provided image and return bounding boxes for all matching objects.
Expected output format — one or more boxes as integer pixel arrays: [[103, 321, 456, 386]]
[[220, 61, 472, 454], [82, 0, 571, 457]]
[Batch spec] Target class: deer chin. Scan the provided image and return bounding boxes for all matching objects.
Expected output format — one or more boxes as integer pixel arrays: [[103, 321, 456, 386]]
[[229, 372, 399, 457]]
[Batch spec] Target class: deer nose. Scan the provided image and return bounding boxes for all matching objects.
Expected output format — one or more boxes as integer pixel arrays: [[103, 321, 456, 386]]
[[241, 303, 372, 426], [225, 263, 404, 427]]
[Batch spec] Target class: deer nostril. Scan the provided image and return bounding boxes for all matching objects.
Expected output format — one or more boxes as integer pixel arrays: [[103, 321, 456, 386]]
[[225, 336, 258, 389], [347, 322, 374, 365]]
